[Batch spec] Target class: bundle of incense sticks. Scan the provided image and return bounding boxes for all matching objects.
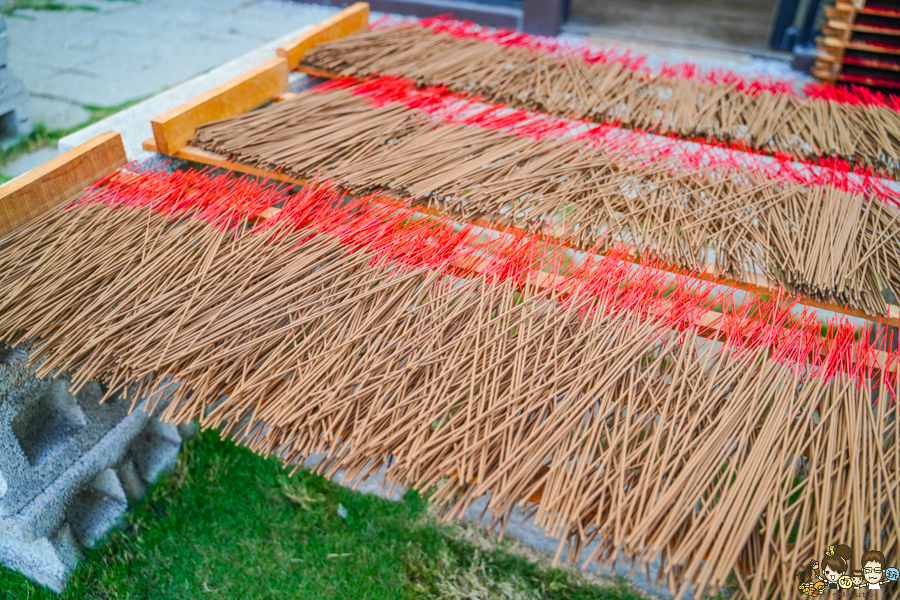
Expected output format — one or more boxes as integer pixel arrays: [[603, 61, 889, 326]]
[[299, 19, 900, 176], [311, 75, 900, 204], [192, 81, 900, 317], [0, 166, 897, 600]]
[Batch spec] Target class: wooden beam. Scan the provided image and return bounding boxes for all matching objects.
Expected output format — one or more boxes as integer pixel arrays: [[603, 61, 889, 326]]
[[150, 57, 289, 156], [277, 3, 369, 70], [0, 131, 126, 239], [828, 18, 900, 35], [143, 137, 306, 186], [821, 36, 900, 56], [295, 65, 338, 80]]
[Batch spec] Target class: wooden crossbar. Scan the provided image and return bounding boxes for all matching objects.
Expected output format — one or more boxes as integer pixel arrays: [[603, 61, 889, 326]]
[[151, 57, 289, 155]]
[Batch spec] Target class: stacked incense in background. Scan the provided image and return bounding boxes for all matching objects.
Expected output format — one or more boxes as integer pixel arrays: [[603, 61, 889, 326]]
[[3, 12, 900, 600], [814, 0, 900, 92]]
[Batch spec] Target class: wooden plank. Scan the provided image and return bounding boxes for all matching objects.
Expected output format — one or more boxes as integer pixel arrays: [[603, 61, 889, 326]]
[[812, 66, 840, 83], [826, 5, 854, 20], [843, 1, 900, 17], [839, 71, 900, 88], [277, 3, 369, 70], [822, 24, 843, 38], [828, 18, 900, 35], [296, 65, 341, 80], [0, 131, 126, 239], [143, 138, 900, 328], [844, 54, 900, 71], [822, 35, 900, 55], [143, 137, 307, 186], [819, 38, 847, 62], [815, 45, 846, 71], [150, 57, 289, 155]]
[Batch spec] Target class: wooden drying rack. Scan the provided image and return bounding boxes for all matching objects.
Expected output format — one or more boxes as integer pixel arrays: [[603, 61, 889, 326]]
[[141, 2, 900, 331], [814, 0, 900, 86], [0, 11, 880, 573]]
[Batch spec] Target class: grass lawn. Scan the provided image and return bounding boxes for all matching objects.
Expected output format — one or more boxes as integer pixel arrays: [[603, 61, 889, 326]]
[[0, 429, 648, 600], [1, 1, 136, 17]]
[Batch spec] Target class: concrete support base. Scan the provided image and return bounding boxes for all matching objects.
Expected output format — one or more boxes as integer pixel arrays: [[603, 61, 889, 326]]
[[0, 346, 183, 592]]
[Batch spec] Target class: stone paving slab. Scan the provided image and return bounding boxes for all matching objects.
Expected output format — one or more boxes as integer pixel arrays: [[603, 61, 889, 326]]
[[59, 27, 326, 161], [1, 146, 58, 178], [26, 97, 90, 131], [7, 0, 336, 110]]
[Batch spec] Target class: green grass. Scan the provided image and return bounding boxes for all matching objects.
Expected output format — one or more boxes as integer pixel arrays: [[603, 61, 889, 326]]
[[0, 97, 147, 183], [0, 429, 648, 600], [1, 0, 137, 16], [1, 0, 98, 15]]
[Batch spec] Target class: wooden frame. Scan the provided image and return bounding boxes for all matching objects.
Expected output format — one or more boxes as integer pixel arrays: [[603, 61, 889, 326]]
[[0, 131, 127, 239], [142, 5, 900, 329]]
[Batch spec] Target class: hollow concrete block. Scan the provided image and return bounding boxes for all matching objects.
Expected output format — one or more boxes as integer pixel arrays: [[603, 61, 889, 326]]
[[0, 347, 185, 592], [0, 374, 133, 517]]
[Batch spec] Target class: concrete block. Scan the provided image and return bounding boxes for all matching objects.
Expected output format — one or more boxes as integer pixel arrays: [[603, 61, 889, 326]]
[[129, 419, 181, 485], [0, 405, 149, 542], [176, 420, 197, 442], [13, 379, 88, 467], [0, 400, 183, 592], [49, 522, 81, 577], [0, 348, 187, 591], [115, 458, 147, 502], [0, 375, 133, 517], [0, 345, 31, 400], [0, 522, 81, 593], [67, 469, 127, 549]]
